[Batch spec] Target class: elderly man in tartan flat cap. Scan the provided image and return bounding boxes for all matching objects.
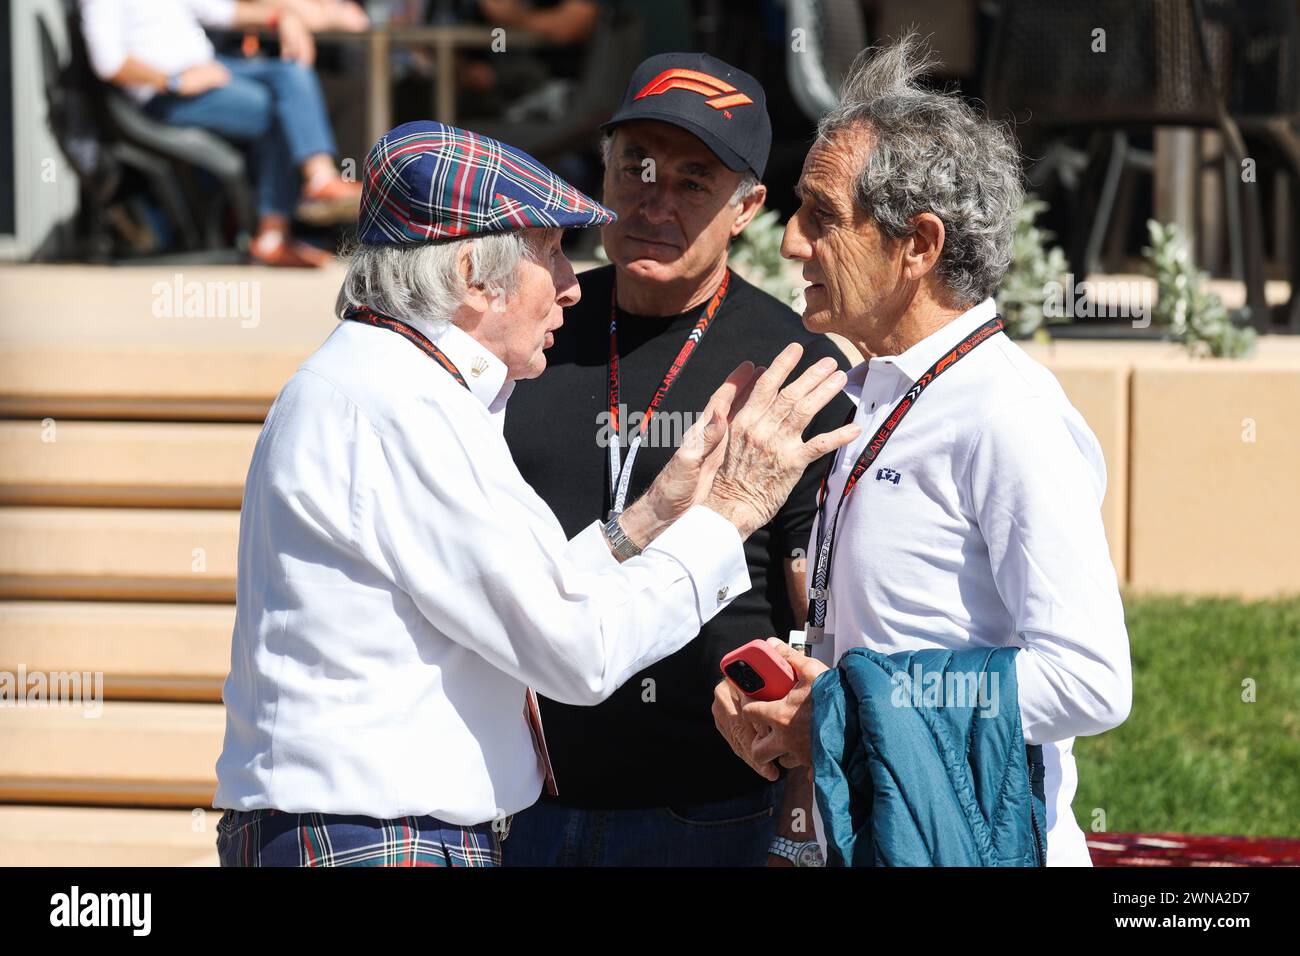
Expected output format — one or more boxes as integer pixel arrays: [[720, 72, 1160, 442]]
[[212, 121, 860, 867]]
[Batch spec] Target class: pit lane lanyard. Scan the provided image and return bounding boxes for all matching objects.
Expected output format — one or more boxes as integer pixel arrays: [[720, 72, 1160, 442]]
[[803, 315, 1005, 646], [343, 304, 559, 798], [606, 269, 731, 518]]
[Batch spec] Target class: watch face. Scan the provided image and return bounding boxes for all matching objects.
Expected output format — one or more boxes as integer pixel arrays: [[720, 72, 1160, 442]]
[[797, 843, 824, 867]]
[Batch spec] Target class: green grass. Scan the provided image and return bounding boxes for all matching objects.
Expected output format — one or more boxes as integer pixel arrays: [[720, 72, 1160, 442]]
[[1072, 594, 1300, 838]]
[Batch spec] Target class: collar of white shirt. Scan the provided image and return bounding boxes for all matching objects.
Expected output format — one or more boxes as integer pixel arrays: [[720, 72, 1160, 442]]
[[399, 314, 514, 413], [855, 297, 999, 391]]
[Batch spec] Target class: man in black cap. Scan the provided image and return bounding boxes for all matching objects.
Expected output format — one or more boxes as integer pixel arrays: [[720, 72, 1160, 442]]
[[503, 53, 852, 866]]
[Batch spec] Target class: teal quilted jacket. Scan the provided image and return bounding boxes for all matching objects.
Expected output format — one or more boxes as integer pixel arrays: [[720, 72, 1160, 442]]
[[812, 646, 1047, 867]]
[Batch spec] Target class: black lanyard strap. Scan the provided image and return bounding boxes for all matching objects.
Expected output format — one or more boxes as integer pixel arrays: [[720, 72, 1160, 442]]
[[805, 315, 1006, 644]]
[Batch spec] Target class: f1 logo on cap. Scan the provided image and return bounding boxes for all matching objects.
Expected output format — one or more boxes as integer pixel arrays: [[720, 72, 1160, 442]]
[[633, 69, 754, 112]]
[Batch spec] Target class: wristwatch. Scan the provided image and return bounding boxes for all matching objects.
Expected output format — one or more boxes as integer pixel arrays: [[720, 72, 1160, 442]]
[[601, 513, 643, 561], [166, 72, 183, 94], [769, 837, 825, 867]]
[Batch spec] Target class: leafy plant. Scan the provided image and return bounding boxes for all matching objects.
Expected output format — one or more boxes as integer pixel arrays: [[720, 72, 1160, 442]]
[[1142, 220, 1256, 359], [996, 195, 1071, 340], [729, 208, 799, 306]]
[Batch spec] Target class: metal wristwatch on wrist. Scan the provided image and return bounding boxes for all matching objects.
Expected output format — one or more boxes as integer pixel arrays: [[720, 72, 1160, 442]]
[[601, 513, 643, 561], [769, 836, 825, 867]]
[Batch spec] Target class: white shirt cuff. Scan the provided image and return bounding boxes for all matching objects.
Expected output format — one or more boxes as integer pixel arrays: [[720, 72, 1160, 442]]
[[643, 505, 751, 623], [567, 520, 620, 574]]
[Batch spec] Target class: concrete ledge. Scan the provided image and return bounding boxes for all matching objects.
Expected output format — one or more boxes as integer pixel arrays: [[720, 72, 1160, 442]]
[[0, 507, 238, 602], [1128, 363, 1300, 596], [0, 601, 232, 702], [0, 347, 304, 422], [0, 420, 258, 508], [0, 805, 219, 866], [0, 701, 223, 807], [0, 264, 341, 421]]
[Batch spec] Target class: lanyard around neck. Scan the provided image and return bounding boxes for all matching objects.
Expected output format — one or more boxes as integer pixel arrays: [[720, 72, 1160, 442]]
[[344, 306, 471, 391], [606, 269, 731, 518], [805, 315, 1006, 644]]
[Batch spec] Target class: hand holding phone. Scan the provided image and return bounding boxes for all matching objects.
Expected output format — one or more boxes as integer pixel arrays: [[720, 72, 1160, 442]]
[[720, 639, 797, 701]]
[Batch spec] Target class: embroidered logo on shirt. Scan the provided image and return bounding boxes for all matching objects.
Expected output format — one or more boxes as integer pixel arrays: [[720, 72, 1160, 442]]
[[875, 467, 902, 485], [471, 356, 489, 377]]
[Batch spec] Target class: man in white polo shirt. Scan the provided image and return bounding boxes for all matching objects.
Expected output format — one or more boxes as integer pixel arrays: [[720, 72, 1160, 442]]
[[712, 36, 1132, 866]]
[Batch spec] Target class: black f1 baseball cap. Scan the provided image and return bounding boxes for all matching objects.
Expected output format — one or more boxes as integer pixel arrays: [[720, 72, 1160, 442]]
[[602, 52, 772, 180]]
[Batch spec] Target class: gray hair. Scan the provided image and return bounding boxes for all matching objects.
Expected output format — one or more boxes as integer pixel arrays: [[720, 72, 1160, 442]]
[[817, 34, 1024, 306], [335, 232, 539, 328], [598, 131, 760, 206]]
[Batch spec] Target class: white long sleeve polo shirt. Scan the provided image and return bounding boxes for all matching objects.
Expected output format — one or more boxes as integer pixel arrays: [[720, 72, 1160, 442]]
[[214, 316, 750, 825], [810, 297, 1132, 866]]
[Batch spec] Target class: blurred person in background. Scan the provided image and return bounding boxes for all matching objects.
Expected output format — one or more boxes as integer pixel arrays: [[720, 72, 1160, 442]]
[[474, 0, 693, 59], [456, 0, 600, 120], [282, 0, 370, 30], [222, 1, 371, 169], [80, 0, 363, 267], [501, 53, 852, 867], [458, 0, 693, 119], [475, 0, 597, 41]]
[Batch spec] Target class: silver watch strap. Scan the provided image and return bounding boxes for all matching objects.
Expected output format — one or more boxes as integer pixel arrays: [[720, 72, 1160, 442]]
[[769, 836, 825, 867], [602, 514, 642, 560]]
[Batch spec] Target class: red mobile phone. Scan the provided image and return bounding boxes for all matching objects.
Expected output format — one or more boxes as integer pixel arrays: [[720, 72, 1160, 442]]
[[720, 640, 797, 701]]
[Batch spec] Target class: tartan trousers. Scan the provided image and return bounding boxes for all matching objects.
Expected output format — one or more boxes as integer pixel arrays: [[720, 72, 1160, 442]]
[[216, 808, 503, 867]]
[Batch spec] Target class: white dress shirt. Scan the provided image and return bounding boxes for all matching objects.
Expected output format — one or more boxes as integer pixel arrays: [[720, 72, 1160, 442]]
[[809, 297, 1131, 866], [80, 0, 237, 103], [215, 315, 751, 825]]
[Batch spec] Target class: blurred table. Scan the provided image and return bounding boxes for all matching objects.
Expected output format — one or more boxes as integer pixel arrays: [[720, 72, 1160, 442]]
[[312, 25, 540, 144]]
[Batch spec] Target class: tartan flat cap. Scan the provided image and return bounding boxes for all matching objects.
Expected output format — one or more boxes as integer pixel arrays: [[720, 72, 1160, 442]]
[[358, 121, 616, 245]]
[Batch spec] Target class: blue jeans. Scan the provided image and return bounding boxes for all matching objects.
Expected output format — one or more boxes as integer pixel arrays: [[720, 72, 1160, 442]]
[[503, 782, 784, 867], [142, 55, 338, 218]]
